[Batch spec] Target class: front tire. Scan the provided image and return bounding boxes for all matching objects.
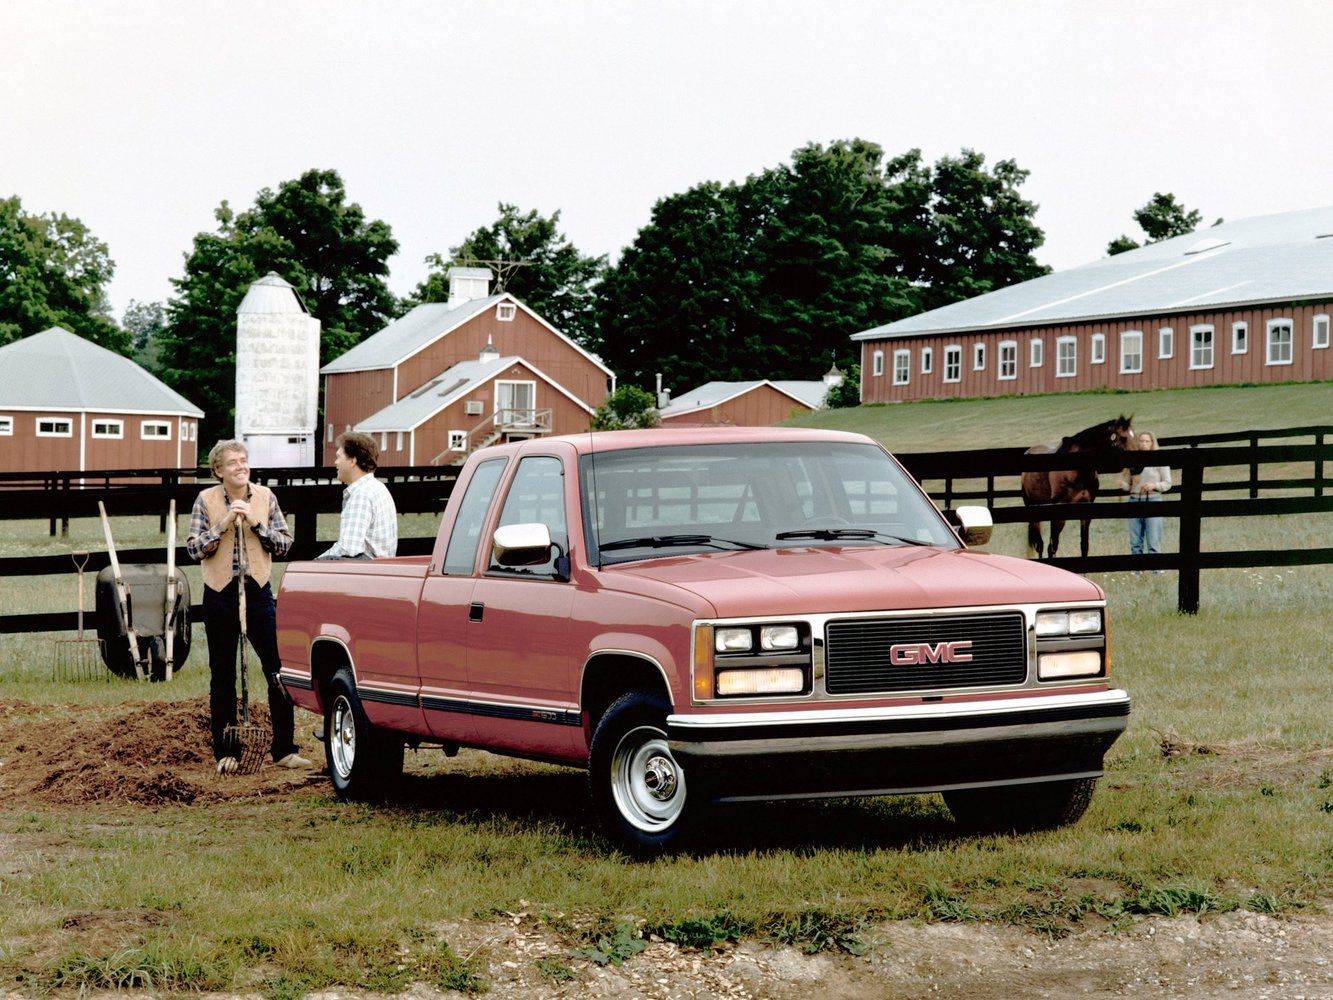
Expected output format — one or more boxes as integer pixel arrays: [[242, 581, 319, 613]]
[[589, 692, 691, 854], [944, 777, 1098, 833], [325, 667, 404, 800]]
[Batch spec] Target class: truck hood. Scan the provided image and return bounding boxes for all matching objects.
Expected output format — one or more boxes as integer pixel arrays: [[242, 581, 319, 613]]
[[602, 545, 1103, 617]]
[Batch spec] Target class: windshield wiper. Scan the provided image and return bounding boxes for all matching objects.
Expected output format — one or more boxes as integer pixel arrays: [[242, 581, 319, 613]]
[[598, 533, 768, 552], [774, 527, 931, 546]]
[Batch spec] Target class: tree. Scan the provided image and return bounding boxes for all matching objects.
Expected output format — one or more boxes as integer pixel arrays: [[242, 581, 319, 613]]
[[156, 169, 399, 443], [824, 363, 861, 409], [589, 384, 660, 430], [595, 140, 1048, 393], [410, 204, 606, 350], [893, 149, 1050, 311], [123, 299, 166, 370], [0, 195, 126, 351], [1106, 192, 1204, 255]]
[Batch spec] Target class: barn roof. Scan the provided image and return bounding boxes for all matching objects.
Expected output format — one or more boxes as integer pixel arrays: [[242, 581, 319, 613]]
[[853, 205, 1333, 341], [322, 293, 614, 377], [660, 379, 828, 417], [353, 355, 594, 433], [0, 328, 203, 415]]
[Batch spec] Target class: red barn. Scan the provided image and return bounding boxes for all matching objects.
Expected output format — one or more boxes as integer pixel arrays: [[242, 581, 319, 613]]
[[0, 328, 202, 474], [853, 207, 1333, 402], [320, 268, 612, 464]]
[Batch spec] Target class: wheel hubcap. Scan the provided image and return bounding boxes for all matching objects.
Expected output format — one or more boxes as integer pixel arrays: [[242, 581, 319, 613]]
[[611, 725, 685, 833]]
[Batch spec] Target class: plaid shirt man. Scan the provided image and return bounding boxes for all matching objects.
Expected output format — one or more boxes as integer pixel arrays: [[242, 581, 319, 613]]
[[317, 473, 398, 559]]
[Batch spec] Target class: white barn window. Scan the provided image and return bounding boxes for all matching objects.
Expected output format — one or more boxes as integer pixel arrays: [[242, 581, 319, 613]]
[[972, 343, 985, 371], [1232, 322, 1248, 354], [141, 421, 171, 439], [0, 415, 12, 436], [1190, 325, 1215, 369], [998, 341, 1017, 380], [497, 302, 516, 322], [448, 430, 467, 451], [1090, 333, 1106, 364], [871, 350, 884, 377], [943, 345, 962, 383], [1120, 331, 1143, 374], [1158, 327, 1174, 359], [1030, 339, 1043, 367], [1314, 314, 1330, 349], [920, 346, 933, 375], [1056, 336, 1077, 377], [892, 349, 911, 385], [37, 418, 73, 437], [92, 419, 123, 438], [1266, 320, 1293, 365]]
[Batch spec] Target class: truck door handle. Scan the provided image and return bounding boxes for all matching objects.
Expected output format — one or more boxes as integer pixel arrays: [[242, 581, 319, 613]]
[[469, 602, 485, 622]]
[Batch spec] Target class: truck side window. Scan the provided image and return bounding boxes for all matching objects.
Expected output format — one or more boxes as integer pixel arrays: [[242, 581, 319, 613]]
[[489, 455, 566, 577], [441, 459, 506, 575]]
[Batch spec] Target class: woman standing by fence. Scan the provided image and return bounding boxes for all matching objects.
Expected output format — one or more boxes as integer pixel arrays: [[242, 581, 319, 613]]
[[1120, 430, 1172, 555]]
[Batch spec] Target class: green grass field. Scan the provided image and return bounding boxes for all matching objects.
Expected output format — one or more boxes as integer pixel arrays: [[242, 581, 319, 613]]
[[0, 382, 1330, 995]]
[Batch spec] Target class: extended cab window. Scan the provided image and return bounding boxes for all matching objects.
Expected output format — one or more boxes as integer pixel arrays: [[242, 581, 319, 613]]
[[441, 459, 506, 575], [488, 455, 567, 577]]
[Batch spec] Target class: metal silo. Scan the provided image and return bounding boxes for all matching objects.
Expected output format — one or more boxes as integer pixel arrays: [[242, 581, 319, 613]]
[[234, 272, 321, 468]]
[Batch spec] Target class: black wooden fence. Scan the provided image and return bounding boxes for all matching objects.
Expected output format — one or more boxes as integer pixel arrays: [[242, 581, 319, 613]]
[[2, 425, 1330, 635]]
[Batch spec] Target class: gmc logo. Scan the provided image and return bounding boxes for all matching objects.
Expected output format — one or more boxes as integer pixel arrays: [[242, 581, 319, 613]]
[[888, 640, 973, 665]]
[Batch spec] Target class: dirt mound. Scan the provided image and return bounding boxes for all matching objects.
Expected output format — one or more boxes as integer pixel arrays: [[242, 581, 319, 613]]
[[0, 697, 321, 808]]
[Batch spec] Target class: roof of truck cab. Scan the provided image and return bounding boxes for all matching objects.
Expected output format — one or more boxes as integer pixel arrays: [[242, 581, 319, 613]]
[[533, 425, 880, 456]]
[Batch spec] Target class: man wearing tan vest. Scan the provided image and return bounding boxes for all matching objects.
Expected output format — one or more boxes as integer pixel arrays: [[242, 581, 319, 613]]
[[187, 439, 309, 774]]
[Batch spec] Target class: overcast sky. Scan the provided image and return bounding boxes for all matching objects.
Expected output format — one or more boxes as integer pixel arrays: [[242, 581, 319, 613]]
[[6, 0, 1331, 322]]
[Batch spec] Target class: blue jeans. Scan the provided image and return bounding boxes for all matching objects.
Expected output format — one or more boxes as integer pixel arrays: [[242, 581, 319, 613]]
[[1128, 497, 1163, 555]]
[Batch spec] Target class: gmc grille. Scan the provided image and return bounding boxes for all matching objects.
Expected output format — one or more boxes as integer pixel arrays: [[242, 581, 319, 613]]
[[824, 612, 1027, 695]]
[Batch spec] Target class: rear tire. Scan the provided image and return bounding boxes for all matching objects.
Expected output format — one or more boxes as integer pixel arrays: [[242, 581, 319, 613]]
[[944, 777, 1098, 833], [589, 691, 692, 854], [325, 667, 404, 801]]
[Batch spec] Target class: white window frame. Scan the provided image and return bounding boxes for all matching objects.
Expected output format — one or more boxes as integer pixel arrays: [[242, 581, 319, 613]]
[[448, 430, 468, 452], [1030, 339, 1043, 367], [1055, 336, 1077, 378], [1158, 327, 1174, 359], [496, 302, 516, 322], [871, 350, 884, 377], [140, 420, 171, 440], [327, 423, 335, 443], [396, 431, 404, 451], [92, 419, 124, 439], [0, 415, 13, 436], [1314, 313, 1330, 349], [1231, 321, 1248, 355], [1120, 330, 1143, 374], [892, 349, 911, 385], [1090, 333, 1106, 365], [380, 432, 388, 451], [972, 343, 985, 371], [1266, 319, 1293, 366], [943, 345, 962, 383], [37, 417, 73, 437], [920, 346, 933, 375], [998, 340, 1017, 381], [1190, 324, 1215, 370]]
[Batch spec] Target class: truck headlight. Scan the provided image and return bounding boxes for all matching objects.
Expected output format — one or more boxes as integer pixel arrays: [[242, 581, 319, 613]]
[[716, 667, 805, 696], [1038, 651, 1103, 679], [695, 622, 811, 700], [1036, 609, 1102, 636]]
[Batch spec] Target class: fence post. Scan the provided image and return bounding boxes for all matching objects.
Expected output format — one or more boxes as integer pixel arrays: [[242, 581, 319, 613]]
[[1177, 455, 1203, 615]]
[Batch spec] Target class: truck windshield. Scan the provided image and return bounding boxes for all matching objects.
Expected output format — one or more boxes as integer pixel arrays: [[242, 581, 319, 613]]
[[580, 441, 957, 565]]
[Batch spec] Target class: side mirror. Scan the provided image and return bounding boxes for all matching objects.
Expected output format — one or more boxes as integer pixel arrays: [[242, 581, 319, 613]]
[[946, 506, 993, 547], [492, 523, 553, 567]]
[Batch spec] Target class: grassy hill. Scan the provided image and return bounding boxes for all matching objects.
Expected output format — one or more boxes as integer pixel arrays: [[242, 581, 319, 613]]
[[784, 381, 1333, 451]]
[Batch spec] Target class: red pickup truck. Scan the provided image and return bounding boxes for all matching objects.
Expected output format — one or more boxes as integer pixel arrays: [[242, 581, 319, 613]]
[[276, 427, 1129, 853]]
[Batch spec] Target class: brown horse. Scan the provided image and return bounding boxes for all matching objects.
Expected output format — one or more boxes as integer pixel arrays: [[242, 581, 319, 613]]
[[1022, 416, 1136, 559]]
